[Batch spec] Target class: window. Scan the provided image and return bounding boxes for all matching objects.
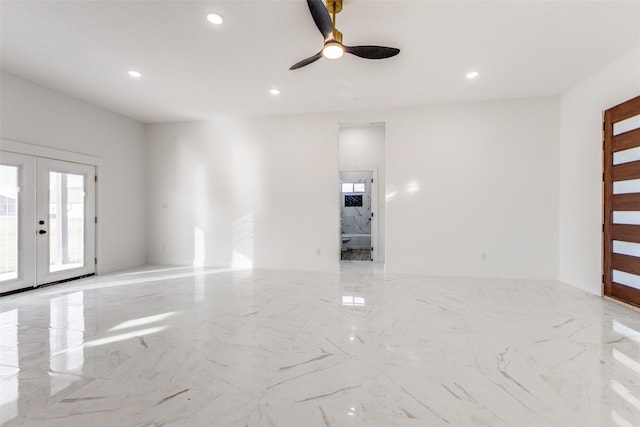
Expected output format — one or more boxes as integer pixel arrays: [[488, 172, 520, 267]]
[[341, 182, 365, 193]]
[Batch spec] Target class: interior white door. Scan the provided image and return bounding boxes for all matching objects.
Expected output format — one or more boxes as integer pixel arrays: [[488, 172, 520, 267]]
[[35, 158, 95, 285], [0, 152, 36, 293]]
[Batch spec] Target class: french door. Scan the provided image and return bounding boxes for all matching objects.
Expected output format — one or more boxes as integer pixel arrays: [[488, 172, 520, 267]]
[[0, 152, 95, 294], [603, 95, 640, 307]]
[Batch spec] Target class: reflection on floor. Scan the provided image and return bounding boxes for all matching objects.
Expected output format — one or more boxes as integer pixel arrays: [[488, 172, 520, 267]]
[[341, 248, 371, 261], [1, 266, 640, 426], [339, 260, 384, 274]]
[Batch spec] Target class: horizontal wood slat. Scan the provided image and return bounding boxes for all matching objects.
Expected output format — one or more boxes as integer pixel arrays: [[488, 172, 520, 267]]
[[611, 224, 640, 243], [613, 127, 640, 152], [612, 193, 640, 211], [612, 160, 640, 182], [612, 253, 640, 276], [611, 282, 640, 308], [611, 193, 640, 211], [609, 95, 640, 123]]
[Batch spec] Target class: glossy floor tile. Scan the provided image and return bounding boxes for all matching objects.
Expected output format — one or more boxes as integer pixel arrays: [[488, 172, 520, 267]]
[[1, 266, 640, 426]]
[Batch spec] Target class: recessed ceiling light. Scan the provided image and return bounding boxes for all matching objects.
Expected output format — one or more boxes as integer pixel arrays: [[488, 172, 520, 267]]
[[466, 71, 479, 79], [128, 70, 142, 78], [207, 12, 224, 25], [270, 89, 280, 95]]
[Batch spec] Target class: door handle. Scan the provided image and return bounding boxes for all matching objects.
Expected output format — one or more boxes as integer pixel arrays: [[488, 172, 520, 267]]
[[38, 230, 47, 235]]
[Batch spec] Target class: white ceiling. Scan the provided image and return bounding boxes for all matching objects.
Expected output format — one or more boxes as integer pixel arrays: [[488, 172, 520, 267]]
[[2, 0, 639, 123]]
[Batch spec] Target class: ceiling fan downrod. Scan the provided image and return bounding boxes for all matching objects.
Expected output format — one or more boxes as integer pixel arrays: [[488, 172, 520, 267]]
[[329, 1, 342, 43], [326, 0, 342, 15]]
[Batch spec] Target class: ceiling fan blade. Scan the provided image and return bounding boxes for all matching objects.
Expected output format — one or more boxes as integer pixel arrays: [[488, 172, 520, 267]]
[[344, 45, 400, 60], [307, 0, 333, 40], [290, 51, 323, 70]]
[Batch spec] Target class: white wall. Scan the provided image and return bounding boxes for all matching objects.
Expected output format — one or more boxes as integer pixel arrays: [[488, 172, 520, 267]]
[[339, 125, 385, 262], [145, 117, 340, 271], [384, 98, 560, 279], [559, 47, 640, 294], [147, 97, 560, 279], [0, 71, 147, 274]]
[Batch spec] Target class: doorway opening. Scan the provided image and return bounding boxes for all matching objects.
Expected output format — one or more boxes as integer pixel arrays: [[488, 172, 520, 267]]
[[338, 123, 385, 265], [340, 171, 373, 261]]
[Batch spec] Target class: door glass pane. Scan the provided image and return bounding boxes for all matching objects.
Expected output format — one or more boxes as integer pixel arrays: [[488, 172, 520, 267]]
[[49, 172, 84, 272], [0, 165, 19, 281], [613, 211, 640, 225], [613, 114, 640, 136], [613, 178, 640, 194], [613, 241, 640, 257], [613, 146, 640, 165], [613, 269, 640, 291]]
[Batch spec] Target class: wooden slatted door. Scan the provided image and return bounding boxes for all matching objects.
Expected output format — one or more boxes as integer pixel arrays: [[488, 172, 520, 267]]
[[604, 95, 640, 307]]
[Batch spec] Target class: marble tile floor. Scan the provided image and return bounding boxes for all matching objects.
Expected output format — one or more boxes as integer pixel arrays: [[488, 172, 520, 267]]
[[1, 266, 640, 426], [341, 249, 371, 261]]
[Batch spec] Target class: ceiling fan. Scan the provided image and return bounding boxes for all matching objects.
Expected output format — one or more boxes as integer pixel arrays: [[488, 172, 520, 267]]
[[290, 0, 400, 70]]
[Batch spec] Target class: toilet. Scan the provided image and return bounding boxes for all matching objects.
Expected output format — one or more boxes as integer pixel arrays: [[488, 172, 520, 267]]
[[341, 236, 351, 252]]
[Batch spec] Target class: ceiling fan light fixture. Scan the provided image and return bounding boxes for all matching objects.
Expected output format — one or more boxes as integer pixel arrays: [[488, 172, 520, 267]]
[[323, 41, 344, 59]]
